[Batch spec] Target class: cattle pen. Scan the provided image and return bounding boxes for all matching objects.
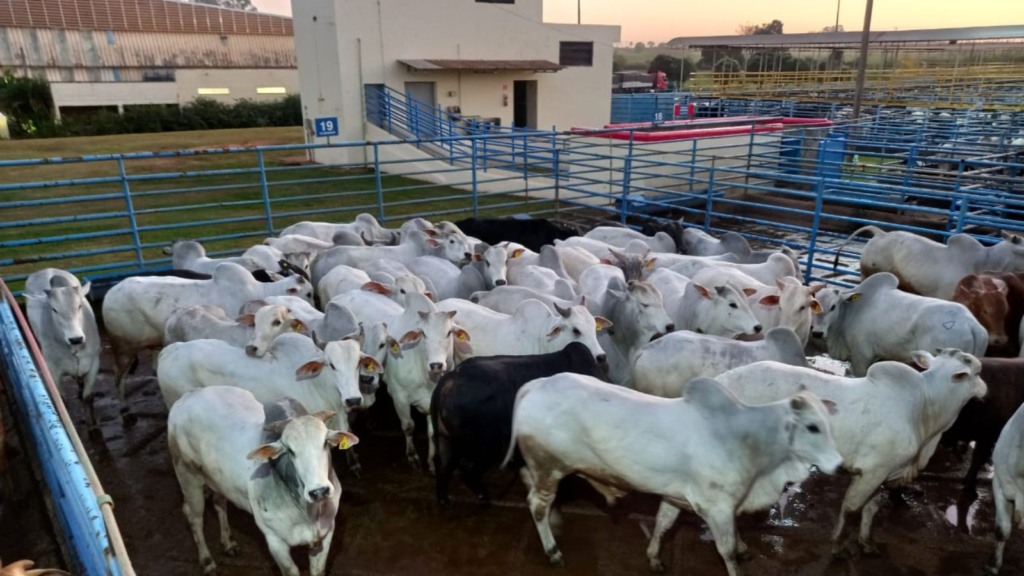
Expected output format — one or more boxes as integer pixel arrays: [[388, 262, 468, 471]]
[[2, 93, 1024, 574]]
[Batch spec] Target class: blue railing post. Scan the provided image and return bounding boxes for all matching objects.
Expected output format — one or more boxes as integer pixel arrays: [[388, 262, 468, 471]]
[[620, 131, 635, 225], [804, 177, 826, 284], [117, 157, 145, 270], [553, 147, 561, 209], [471, 138, 480, 218], [373, 143, 385, 222], [704, 165, 716, 232], [256, 149, 274, 235], [947, 158, 966, 233]]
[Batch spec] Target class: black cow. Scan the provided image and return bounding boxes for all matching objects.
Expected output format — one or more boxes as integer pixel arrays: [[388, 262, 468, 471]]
[[452, 217, 580, 252], [940, 357, 1024, 495], [430, 342, 605, 507], [640, 217, 685, 254]]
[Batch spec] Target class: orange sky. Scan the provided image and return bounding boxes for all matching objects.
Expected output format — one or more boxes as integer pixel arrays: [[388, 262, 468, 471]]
[[253, 1, 1024, 45]]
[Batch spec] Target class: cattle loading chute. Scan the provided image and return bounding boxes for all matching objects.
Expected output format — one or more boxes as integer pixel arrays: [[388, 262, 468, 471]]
[[611, 70, 668, 93]]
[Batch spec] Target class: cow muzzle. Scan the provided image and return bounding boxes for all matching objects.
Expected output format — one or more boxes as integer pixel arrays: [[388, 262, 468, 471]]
[[429, 362, 446, 382], [245, 344, 260, 357], [358, 374, 378, 395], [344, 397, 363, 409], [308, 486, 332, 502]]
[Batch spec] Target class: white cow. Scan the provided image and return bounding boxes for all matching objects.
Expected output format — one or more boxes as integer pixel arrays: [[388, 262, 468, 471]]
[[811, 272, 988, 376], [158, 333, 380, 475], [647, 268, 762, 338], [242, 245, 313, 279], [317, 265, 430, 308], [578, 265, 674, 384], [681, 228, 802, 271], [632, 327, 808, 395], [24, 269, 102, 427], [691, 268, 824, 345], [103, 262, 314, 391], [507, 374, 842, 575], [378, 294, 471, 470], [469, 285, 581, 315], [507, 264, 577, 298], [716, 349, 986, 557], [839, 226, 1024, 300], [986, 400, 1024, 574], [166, 240, 265, 275], [167, 386, 357, 576], [433, 298, 611, 364], [406, 244, 508, 301], [583, 226, 677, 253], [163, 304, 303, 357], [264, 234, 335, 257], [310, 230, 472, 287], [504, 243, 577, 284], [279, 213, 398, 245], [670, 252, 798, 286]]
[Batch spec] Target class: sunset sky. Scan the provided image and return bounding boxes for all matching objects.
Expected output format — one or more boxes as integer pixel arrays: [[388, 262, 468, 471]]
[[252, 1, 1024, 45]]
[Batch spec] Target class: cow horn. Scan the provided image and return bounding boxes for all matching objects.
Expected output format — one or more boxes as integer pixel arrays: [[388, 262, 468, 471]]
[[553, 303, 572, 318]]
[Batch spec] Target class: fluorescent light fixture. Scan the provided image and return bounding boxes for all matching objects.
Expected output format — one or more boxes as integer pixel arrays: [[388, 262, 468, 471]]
[[256, 86, 287, 94], [197, 87, 230, 95]]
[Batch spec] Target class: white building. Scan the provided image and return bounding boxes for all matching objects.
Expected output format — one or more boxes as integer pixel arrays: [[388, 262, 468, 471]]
[[0, 0, 298, 118], [292, 0, 620, 164]]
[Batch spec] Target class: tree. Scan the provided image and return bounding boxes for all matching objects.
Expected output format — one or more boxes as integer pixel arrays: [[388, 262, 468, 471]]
[[739, 19, 784, 35], [192, 0, 256, 11], [648, 54, 696, 86], [0, 71, 55, 136], [821, 24, 845, 32], [634, 41, 647, 52]]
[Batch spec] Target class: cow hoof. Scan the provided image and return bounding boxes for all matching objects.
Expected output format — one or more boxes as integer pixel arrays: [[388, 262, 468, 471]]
[[200, 556, 217, 575], [859, 541, 879, 556], [224, 541, 239, 557], [407, 454, 422, 470], [546, 549, 564, 567], [982, 565, 1000, 576], [831, 543, 853, 559], [736, 548, 754, 562], [648, 559, 667, 573]]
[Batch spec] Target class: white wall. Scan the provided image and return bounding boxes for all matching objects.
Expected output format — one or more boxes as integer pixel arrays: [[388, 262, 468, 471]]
[[292, 0, 620, 165], [51, 82, 177, 116]]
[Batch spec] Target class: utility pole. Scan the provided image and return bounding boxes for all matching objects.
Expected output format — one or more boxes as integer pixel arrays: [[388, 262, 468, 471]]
[[852, 0, 874, 120], [834, 0, 841, 32], [577, 0, 581, 25]]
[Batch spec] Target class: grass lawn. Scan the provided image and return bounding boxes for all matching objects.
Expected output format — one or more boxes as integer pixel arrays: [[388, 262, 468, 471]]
[[0, 127, 558, 287]]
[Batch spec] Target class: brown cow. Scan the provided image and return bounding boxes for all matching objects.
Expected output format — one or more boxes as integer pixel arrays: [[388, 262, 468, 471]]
[[953, 272, 1024, 358]]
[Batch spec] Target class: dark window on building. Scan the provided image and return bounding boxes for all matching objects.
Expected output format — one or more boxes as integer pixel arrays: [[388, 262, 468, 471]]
[[142, 69, 176, 82], [476, 0, 514, 3], [559, 41, 593, 67]]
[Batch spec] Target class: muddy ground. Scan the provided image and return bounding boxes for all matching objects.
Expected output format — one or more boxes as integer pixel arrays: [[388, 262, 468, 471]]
[[0, 332, 1013, 576]]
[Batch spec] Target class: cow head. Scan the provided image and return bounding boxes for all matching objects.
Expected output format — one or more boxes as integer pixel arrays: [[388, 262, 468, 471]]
[[607, 280, 674, 342], [387, 310, 467, 382], [518, 300, 610, 366], [362, 273, 431, 306], [688, 283, 762, 338], [757, 278, 824, 345], [244, 304, 305, 357], [248, 410, 358, 504], [785, 392, 843, 475], [295, 339, 365, 411], [353, 322, 389, 396], [281, 274, 315, 304], [473, 243, 509, 288], [809, 285, 843, 340], [426, 231, 474, 266], [911, 348, 987, 403], [27, 276, 91, 353]]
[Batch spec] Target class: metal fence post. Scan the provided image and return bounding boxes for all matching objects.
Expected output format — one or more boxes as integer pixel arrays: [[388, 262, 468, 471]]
[[471, 138, 479, 218], [257, 149, 274, 235], [553, 147, 561, 216], [804, 177, 826, 284], [620, 132, 635, 225], [948, 158, 966, 233], [374, 143, 385, 222], [117, 157, 144, 270], [704, 165, 716, 232]]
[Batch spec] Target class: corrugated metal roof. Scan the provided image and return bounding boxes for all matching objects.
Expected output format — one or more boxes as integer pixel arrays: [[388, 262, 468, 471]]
[[399, 59, 564, 72], [0, 27, 295, 68], [0, 0, 293, 36], [668, 25, 1024, 49]]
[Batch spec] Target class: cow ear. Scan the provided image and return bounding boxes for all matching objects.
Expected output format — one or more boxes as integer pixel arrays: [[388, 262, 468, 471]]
[[952, 370, 971, 382], [361, 281, 391, 296], [295, 360, 325, 380], [472, 252, 482, 261], [742, 288, 758, 297], [453, 327, 473, 356], [809, 283, 827, 295], [329, 431, 360, 450], [386, 337, 404, 359], [247, 442, 286, 462], [425, 238, 441, 248], [80, 281, 92, 297], [821, 399, 839, 415], [511, 248, 525, 259], [595, 316, 613, 332], [359, 355, 382, 373], [789, 395, 807, 411], [646, 257, 656, 269], [546, 325, 563, 340], [424, 291, 435, 302], [291, 319, 307, 333], [910, 350, 933, 370], [846, 292, 861, 303], [400, 329, 424, 346], [235, 313, 256, 327], [608, 289, 627, 301], [693, 284, 712, 300], [758, 294, 780, 307], [599, 258, 613, 265], [452, 327, 471, 343], [312, 410, 337, 423], [810, 299, 823, 314]]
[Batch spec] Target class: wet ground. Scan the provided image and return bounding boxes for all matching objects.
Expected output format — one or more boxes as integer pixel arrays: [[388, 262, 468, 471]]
[[19, 333, 1018, 576]]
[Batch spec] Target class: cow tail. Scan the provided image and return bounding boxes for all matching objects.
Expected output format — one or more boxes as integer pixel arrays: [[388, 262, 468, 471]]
[[500, 387, 529, 470], [832, 225, 887, 271]]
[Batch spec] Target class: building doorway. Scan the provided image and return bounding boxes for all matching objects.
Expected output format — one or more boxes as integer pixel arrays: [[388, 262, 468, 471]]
[[513, 80, 537, 129], [404, 81, 437, 137]]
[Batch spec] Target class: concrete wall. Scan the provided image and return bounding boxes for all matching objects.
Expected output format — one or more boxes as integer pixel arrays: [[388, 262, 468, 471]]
[[293, 0, 620, 165], [51, 82, 177, 117]]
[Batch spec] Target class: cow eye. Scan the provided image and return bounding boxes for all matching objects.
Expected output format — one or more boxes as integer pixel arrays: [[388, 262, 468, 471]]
[[729, 303, 738, 309], [273, 320, 281, 326], [830, 304, 836, 311], [378, 343, 385, 349], [641, 303, 649, 309], [447, 330, 452, 337], [806, 424, 820, 434], [572, 328, 581, 337], [799, 305, 806, 311], [485, 261, 490, 267], [400, 289, 406, 294], [51, 307, 58, 313], [329, 363, 336, 370]]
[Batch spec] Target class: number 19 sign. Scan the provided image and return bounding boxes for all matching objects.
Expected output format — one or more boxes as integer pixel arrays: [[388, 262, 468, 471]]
[[315, 117, 339, 137]]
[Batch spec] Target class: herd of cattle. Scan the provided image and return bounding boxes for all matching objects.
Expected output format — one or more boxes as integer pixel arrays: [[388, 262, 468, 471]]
[[15, 212, 1024, 575]]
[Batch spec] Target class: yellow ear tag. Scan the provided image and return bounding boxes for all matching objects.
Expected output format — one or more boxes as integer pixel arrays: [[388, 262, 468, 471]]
[[849, 293, 861, 303], [595, 322, 603, 332], [646, 260, 654, 269], [339, 436, 350, 449], [293, 324, 303, 333], [457, 332, 467, 342], [391, 342, 400, 354], [512, 249, 525, 258]]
